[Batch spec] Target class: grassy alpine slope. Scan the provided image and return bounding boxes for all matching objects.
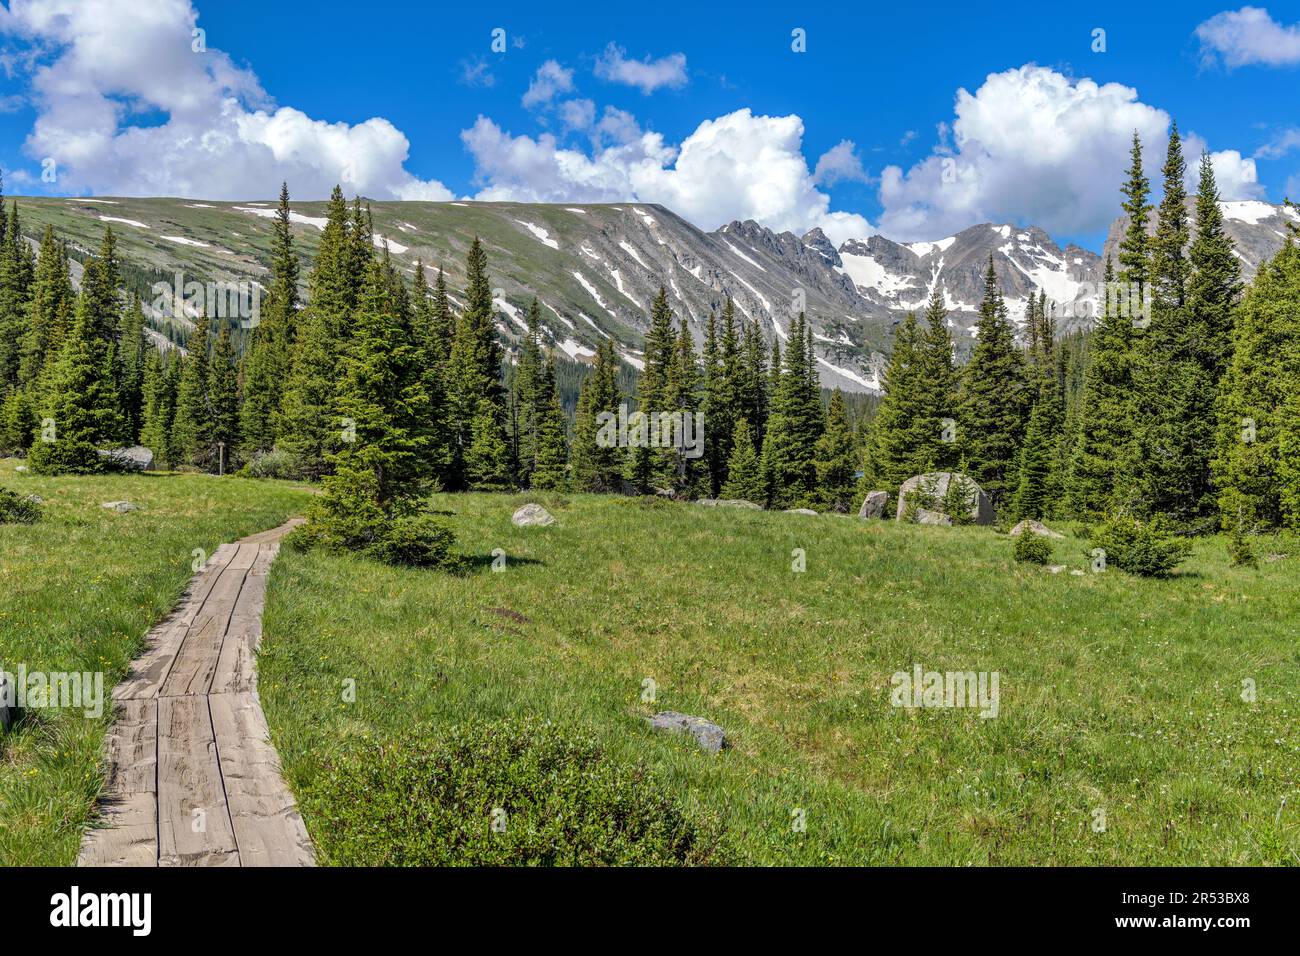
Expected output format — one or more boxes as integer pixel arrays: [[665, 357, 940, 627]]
[[0, 460, 314, 866], [259, 493, 1300, 866]]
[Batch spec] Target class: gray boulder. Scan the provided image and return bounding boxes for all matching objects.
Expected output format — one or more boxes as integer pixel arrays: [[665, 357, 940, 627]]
[[97, 445, 154, 472], [695, 498, 762, 510], [896, 472, 994, 525], [786, 508, 818, 516], [648, 711, 726, 753], [511, 503, 556, 527], [858, 490, 888, 519], [1010, 519, 1064, 539], [915, 508, 953, 526], [14, 465, 28, 473], [101, 500, 137, 513]]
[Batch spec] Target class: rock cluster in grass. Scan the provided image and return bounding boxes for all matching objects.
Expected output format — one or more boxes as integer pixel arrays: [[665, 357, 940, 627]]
[[96, 446, 154, 472], [694, 499, 761, 510], [648, 711, 726, 753], [896, 472, 995, 525], [511, 503, 555, 527], [1010, 519, 1064, 539], [101, 500, 137, 513], [786, 508, 818, 515], [858, 490, 888, 519]]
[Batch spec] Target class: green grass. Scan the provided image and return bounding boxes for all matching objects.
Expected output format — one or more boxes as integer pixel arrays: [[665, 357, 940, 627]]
[[259, 493, 1300, 865], [0, 460, 314, 865]]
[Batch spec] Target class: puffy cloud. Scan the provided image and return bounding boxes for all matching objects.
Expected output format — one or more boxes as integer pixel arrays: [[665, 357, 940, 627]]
[[0, 0, 452, 200], [522, 60, 574, 109], [461, 108, 872, 244], [1255, 126, 1300, 159], [593, 43, 688, 94], [1182, 135, 1265, 199], [876, 64, 1260, 240], [812, 140, 869, 186], [558, 98, 596, 131], [1195, 6, 1300, 68]]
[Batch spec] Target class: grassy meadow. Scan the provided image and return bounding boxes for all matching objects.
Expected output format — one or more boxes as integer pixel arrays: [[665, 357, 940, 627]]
[[0, 460, 314, 865], [258, 492, 1300, 866]]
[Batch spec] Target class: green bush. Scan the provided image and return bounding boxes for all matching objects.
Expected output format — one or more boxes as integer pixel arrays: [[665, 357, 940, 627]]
[[1090, 513, 1192, 577], [0, 486, 40, 524], [239, 447, 299, 480], [1227, 524, 1258, 569], [365, 513, 458, 568], [301, 718, 728, 866], [1013, 530, 1053, 564], [941, 476, 976, 526]]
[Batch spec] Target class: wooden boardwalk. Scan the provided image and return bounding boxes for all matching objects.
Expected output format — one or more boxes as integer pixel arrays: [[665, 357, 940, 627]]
[[78, 518, 316, 867]]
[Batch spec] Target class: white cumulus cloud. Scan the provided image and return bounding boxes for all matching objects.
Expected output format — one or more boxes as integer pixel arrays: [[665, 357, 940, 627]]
[[461, 108, 872, 245], [876, 64, 1260, 241], [522, 60, 574, 109], [593, 43, 688, 94], [1196, 6, 1300, 68], [812, 140, 870, 186], [0, 0, 452, 200]]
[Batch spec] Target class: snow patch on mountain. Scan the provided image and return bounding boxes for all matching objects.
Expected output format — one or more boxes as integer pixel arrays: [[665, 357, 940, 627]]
[[515, 219, 559, 250]]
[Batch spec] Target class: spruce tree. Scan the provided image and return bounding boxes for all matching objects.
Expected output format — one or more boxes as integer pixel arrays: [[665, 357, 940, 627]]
[[814, 388, 857, 512], [276, 187, 348, 478], [0, 196, 35, 389], [171, 315, 212, 468], [1212, 240, 1300, 529], [1118, 130, 1153, 297], [139, 348, 177, 468], [1013, 402, 1053, 520], [448, 237, 507, 489], [512, 298, 544, 486], [863, 313, 925, 494], [241, 182, 299, 456], [208, 323, 240, 472], [116, 292, 147, 443], [720, 418, 764, 502], [958, 257, 1029, 508], [530, 355, 568, 490], [760, 313, 821, 507], [571, 339, 623, 493], [19, 227, 74, 388], [913, 287, 960, 471], [625, 286, 677, 492]]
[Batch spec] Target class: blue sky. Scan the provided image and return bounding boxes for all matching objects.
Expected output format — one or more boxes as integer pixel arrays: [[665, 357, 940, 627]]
[[1, 0, 1298, 250]]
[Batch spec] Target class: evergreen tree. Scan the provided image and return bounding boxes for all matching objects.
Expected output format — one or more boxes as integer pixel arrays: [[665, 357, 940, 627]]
[[512, 298, 544, 486], [662, 313, 701, 495], [1212, 239, 1300, 529], [625, 286, 677, 492], [448, 237, 507, 489], [813, 388, 857, 512], [720, 418, 764, 502], [530, 355, 568, 490], [19, 227, 74, 388], [1067, 261, 1138, 519], [0, 195, 35, 388], [171, 315, 212, 468], [760, 313, 821, 507], [0, 387, 35, 455], [1118, 130, 1153, 296], [571, 339, 623, 493], [913, 287, 960, 471], [116, 292, 147, 443], [27, 278, 121, 474], [208, 323, 240, 472], [241, 182, 299, 456], [276, 187, 349, 478], [958, 257, 1029, 508], [139, 348, 177, 468], [1013, 401, 1053, 520], [863, 313, 926, 493]]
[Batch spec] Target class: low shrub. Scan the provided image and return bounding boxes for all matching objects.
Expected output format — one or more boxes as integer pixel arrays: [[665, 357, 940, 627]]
[[365, 512, 458, 568], [1090, 513, 1192, 577], [1013, 531, 1053, 565], [0, 486, 40, 524], [301, 718, 728, 866], [1227, 524, 1258, 569], [239, 447, 300, 480]]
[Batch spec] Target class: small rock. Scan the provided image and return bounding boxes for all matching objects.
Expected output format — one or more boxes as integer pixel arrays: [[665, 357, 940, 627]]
[[858, 490, 888, 519], [1010, 519, 1065, 539], [652, 487, 675, 498], [1266, 553, 1288, 562], [96, 445, 154, 472], [25, 494, 44, 505], [101, 500, 137, 513], [786, 508, 818, 515], [1048, 565, 1067, 574], [915, 508, 953, 526], [1070, 569, 1086, 576], [648, 711, 726, 753], [14, 465, 28, 473], [695, 499, 762, 510], [511, 503, 555, 527]]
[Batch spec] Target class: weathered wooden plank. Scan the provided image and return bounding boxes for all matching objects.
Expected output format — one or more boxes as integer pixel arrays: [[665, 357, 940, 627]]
[[238, 517, 305, 545], [157, 695, 239, 867], [115, 543, 238, 701], [210, 546, 275, 695], [101, 698, 157, 794], [158, 558, 252, 698], [210, 691, 316, 867], [77, 792, 158, 867]]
